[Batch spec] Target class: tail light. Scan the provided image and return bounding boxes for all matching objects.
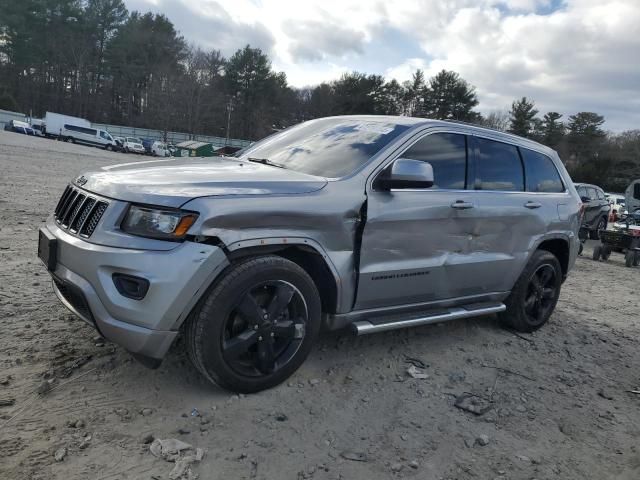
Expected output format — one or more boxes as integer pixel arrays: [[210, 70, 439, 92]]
[[578, 202, 585, 218]]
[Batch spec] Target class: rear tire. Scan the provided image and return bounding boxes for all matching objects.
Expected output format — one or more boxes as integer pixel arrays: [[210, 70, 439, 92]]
[[625, 251, 638, 268], [590, 217, 607, 240], [499, 250, 562, 333], [185, 256, 321, 393], [592, 245, 602, 261]]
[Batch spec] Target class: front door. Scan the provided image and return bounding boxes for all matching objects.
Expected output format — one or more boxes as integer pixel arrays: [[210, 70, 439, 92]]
[[355, 132, 486, 310]]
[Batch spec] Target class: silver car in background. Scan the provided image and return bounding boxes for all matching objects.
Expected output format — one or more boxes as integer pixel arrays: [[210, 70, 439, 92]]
[[38, 116, 581, 392]]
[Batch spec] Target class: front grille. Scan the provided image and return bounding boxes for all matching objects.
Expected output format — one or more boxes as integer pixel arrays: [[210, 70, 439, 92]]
[[53, 185, 108, 238], [53, 277, 94, 324]]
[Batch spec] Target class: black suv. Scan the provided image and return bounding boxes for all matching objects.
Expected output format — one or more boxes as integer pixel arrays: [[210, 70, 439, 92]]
[[575, 183, 610, 239]]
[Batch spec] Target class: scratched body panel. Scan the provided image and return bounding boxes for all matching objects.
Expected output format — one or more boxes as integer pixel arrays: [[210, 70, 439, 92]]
[[184, 180, 366, 313]]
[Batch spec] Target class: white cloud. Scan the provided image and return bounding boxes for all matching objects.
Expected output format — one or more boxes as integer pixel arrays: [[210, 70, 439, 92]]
[[126, 0, 640, 131]]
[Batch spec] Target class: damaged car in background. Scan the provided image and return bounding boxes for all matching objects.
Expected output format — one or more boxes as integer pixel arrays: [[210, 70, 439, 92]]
[[38, 116, 581, 393]]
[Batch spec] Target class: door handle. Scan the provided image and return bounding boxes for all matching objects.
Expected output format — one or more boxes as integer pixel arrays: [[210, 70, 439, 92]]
[[451, 200, 474, 209], [524, 201, 542, 209]]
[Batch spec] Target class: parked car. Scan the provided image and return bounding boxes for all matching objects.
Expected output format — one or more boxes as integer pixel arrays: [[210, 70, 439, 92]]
[[141, 138, 154, 155], [38, 116, 581, 393], [575, 183, 610, 239], [113, 137, 126, 152], [61, 124, 116, 150], [624, 180, 640, 216], [4, 119, 32, 135], [151, 141, 170, 157], [30, 119, 46, 137], [123, 137, 145, 154]]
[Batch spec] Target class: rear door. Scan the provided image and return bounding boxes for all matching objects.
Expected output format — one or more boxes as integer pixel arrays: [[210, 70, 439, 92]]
[[466, 136, 562, 292]]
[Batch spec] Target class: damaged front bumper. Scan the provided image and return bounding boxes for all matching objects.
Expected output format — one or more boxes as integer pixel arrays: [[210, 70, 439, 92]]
[[40, 218, 229, 364]]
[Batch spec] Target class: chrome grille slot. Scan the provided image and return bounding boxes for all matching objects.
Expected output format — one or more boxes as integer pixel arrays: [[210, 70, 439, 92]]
[[58, 189, 78, 224], [53, 185, 108, 238], [54, 186, 73, 217], [80, 201, 108, 237], [63, 193, 86, 227], [70, 197, 96, 233]]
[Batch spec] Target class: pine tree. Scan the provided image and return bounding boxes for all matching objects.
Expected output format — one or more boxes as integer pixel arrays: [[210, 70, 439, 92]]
[[508, 97, 539, 137]]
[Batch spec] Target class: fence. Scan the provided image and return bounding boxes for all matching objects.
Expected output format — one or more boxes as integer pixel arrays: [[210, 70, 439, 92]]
[[91, 123, 252, 148]]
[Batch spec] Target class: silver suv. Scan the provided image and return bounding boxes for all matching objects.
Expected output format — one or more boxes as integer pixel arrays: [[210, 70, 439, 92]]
[[38, 116, 581, 392]]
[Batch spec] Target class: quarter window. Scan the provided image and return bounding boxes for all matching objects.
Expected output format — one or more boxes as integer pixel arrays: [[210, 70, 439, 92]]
[[474, 138, 524, 191], [401, 133, 467, 189], [520, 148, 564, 193]]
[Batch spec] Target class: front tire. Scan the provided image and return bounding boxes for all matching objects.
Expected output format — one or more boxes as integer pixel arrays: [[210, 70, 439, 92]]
[[185, 256, 321, 393], [499, 250, 562, 333]]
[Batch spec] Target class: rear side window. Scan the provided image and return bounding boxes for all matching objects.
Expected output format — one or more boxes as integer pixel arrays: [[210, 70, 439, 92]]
[[401, 133, 467, 189], [474, 138, 523, 191], [520, 148, 564, 193]]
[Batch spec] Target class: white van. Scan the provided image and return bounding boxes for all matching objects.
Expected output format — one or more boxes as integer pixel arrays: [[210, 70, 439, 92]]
[[151, 141, 170, 157], [61, 124, 116, 150]]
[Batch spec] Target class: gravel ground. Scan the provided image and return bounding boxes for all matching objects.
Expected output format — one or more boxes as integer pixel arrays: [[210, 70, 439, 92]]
[[1, 130, 640, 480]]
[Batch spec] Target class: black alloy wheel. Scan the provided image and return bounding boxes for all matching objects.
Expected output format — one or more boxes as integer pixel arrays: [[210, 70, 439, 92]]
[[222, 281, 306, 377], [185, 255, 321, 393], [523, 263, 558, 326], [499, 249, 562, 332]]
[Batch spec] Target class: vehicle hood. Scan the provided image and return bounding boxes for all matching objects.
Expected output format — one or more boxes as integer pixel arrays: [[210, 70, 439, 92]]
[[77, 156, 328, 208]]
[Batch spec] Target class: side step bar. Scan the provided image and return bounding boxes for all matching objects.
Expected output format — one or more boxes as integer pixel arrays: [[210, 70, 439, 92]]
[[352, 304, 506, 335]]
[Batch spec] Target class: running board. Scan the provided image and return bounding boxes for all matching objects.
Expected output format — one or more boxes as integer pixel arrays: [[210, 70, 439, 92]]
[[351, 304, 506, 335]]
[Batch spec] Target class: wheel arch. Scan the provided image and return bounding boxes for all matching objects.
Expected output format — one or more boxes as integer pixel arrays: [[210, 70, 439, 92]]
[[225, 239, 341, 315], [536, 237, 570, 278]]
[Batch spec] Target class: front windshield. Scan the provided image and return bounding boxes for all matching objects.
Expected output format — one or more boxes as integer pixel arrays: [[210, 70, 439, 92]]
[[238, 118, 412, 178], [127, 137, 140, 143]]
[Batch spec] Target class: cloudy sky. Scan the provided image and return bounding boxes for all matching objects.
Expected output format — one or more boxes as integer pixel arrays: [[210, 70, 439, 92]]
[[125, 0, 639, 131]]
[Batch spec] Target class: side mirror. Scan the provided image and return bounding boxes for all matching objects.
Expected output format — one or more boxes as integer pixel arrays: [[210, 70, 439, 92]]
[[378, 158, 434, 190], [580, 196, 590, 203]]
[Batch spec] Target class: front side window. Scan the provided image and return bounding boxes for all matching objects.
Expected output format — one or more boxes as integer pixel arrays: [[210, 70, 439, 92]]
[[587, 188, 598, 200], [237, 118, 412, 178], [401, 133, 467, 189], [520, 148, 564, 193], [474, 138, 524, 191], [596, 189, 605, 200]]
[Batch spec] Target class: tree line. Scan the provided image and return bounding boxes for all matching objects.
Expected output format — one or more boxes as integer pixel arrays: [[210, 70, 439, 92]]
[[0, 0, 637, 191]]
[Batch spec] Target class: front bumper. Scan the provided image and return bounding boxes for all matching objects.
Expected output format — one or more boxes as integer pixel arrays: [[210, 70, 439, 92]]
[[42, 220, 229, 360]]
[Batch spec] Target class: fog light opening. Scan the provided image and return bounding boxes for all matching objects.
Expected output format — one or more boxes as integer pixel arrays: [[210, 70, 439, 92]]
[[112, 273, 150, 300]]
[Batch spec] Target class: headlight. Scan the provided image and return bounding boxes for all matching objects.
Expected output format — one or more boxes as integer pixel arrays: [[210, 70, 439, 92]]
[[121, 205, 198, 240]]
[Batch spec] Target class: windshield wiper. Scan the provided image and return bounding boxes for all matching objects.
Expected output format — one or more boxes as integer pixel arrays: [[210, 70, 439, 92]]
[[247, 157, 286, 169]]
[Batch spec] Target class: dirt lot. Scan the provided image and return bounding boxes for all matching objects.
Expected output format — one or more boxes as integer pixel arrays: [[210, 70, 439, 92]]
[[1, 130, 639, 480]]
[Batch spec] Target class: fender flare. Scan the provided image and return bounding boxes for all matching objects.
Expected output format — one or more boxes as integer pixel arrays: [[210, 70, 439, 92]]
[[224, 236, 344, 311]]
